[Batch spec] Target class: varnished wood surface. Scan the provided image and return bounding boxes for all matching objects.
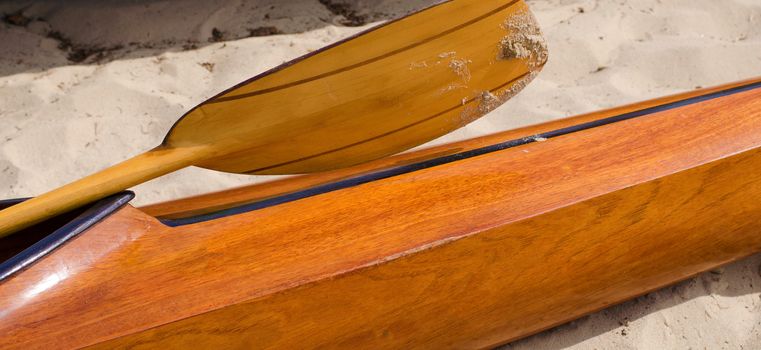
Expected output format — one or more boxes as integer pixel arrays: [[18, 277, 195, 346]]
[[0, 80, 760, 349], [0, 147, 204, 238], [143, 77, 761, 219], [108, 149, 761, 350], [180, 0, 545, 175]]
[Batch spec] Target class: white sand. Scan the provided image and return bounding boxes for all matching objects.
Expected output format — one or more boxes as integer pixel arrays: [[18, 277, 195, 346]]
[[1, 0, 760, 348]]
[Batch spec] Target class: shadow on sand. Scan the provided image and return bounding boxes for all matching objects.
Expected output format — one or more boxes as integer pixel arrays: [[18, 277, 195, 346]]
[[0, 0, 441, 76]]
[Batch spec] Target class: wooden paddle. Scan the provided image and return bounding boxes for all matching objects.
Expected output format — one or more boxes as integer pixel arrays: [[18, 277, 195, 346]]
[[0, 0, 547, 238]]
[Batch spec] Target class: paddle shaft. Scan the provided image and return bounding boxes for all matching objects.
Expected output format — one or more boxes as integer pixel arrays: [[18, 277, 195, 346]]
[[0, 146, 207, 238]]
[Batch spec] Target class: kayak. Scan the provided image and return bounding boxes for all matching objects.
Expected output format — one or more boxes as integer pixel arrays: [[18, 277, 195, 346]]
[[1, 77, 761, 349]]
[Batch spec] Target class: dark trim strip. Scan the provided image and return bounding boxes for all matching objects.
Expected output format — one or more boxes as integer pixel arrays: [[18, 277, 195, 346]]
[[210, 0, 519, 103], [0, 192, 134, 282], [245, 71, 532, 174], [160, 80, 761, 227]]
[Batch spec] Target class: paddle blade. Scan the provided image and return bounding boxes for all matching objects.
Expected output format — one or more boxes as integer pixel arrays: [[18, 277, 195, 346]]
[[165, 0, 547, 175]]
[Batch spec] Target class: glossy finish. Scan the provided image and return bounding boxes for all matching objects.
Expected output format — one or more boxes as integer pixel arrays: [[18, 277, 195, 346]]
[[181, 0, 545, 175], [1, 78, 761, 349], [0, 0, 546, 238], [156, 79, 761, 226], [0, 192, 134, 282], [143, 77, 761, 220]]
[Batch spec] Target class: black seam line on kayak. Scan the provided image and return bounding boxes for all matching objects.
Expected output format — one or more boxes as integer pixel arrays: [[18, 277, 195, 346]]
[[243, 71, 532, 174], [208, 1, 519, 104], [0, 192, 134, 282], [160, 80, 761, 227]]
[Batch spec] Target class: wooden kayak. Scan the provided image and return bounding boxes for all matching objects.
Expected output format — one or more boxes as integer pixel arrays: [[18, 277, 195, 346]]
[[1, 77, 761, 349]]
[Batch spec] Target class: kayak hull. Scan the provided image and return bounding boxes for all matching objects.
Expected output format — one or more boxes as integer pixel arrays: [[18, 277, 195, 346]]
[[1, 78, 761, 349]]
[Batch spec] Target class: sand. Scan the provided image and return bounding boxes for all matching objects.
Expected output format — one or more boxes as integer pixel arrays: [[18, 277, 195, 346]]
[[1, 0, 760, 348]]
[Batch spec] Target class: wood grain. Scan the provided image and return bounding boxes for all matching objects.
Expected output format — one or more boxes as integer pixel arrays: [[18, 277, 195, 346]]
[[0, 0, 545, 238], [0, 146, 204, 238], [0, 79, 760, 349], [103, 149, 761, 350], [179, 0, 545, 175], [142, 77, 761, 219]]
